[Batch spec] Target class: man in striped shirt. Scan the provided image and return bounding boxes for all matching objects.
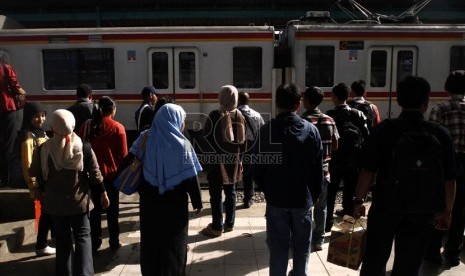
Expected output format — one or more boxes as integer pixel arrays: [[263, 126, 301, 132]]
[[302, 86, 339, 251], [426, 70, 465, 266]]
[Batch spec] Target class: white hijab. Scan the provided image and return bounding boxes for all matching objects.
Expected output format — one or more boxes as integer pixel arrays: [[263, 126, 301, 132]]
[[40, 109, 83, 180]]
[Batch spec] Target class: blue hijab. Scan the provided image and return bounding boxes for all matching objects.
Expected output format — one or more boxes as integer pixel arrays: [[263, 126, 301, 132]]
[[142, 103, 202, 194]]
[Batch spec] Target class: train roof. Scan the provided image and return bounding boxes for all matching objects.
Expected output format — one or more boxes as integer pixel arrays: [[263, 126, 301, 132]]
[[0, 24, 275, 35], [292, 23, 465, 32]]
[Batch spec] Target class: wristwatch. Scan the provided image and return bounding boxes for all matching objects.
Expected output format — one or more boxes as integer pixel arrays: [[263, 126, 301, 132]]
[[353, 197, 364, 205]]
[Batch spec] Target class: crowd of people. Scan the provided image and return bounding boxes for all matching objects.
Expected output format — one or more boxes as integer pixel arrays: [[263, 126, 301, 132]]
[[1, 50, 465, 276]]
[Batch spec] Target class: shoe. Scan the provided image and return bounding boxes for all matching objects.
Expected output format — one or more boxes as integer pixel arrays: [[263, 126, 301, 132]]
[[444, 251, 460, 267], [224, 225, 234, 233], [325, 224, 333, 233], [311, 243, 323, 252], [110, 242, 124, 251], [335, 209, 345, 217], [243, 199, 254, 209], [200, 224, 222, 238], [424, 252, 443, 265], [36, 245, 56, 256]]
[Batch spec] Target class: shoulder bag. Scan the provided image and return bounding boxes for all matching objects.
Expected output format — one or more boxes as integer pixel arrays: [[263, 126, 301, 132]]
[[113, 133, 148, 195]]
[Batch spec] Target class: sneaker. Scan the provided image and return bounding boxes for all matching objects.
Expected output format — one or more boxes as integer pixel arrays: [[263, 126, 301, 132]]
[[424, 252, 443, 265], [200, 224, 222, 238], [224, 225, 234, 233], [335, 209, 346, 217], [243, 199, 254, 209], [110, 242, 124, 251], [36, 245, 56, 256], [311, 243, 323, 252], [444, 251, 460, 267]]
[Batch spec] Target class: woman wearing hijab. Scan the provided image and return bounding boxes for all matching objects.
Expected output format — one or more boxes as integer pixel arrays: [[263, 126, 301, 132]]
[[78, 96, 128, 251], [29, 109, 109, 276], [130, 103, 202, 275], [18, 101, 55, 256], [200, 85, 246, 237]]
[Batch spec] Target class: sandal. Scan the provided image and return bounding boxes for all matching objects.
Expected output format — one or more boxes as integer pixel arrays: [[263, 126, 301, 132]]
[[200, 223, 222, 238]]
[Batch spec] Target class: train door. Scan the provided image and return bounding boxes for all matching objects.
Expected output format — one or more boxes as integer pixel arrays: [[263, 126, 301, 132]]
[[367, 46, 417, 118], [148, 47, 200, 99]]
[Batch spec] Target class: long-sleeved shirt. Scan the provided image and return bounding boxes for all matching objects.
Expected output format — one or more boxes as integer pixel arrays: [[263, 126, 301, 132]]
[[21, 131, 48, 198], [0, 63, 22, 113], [253, 111, 323, 209], [79, 116, 128, 181]]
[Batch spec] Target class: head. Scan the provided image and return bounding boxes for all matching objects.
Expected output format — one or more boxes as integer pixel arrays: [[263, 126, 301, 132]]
[[445, 70, 465, 95], [154, 96, 175, 115], [22, 101, 46, 130], [0, 50, 8, 64], [350, 80, 366, 97], [98, 96, 116, 117], [76, 84, 92, 99], [276, 83, 301, 112], [396, 76, 431, 111], [51, 109, 75, 136], [331, 83, 350, 105], [141, 86, 158, 105], [302, 86, 324, 110], [154, 103, 186, 132], [218, 85, 238, 112], [238, 91, 250, 106]]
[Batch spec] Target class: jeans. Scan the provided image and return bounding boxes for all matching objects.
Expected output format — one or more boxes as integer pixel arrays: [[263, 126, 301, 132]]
[[36, 205, 55, 250], [208, 182, 236, 230], [0, 111, 19, 183], [52, 212, 93, 276], [90, 180, 120, 249], [312, 175, 329, 245], [361, 206, 434, 276], [266, 205, 312, 276]]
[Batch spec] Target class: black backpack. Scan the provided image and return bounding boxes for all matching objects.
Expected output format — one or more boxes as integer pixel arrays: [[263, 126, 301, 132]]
[[331, 109, 363, 170], [381, 119, 445, 214], [349, 100, 375, 132]]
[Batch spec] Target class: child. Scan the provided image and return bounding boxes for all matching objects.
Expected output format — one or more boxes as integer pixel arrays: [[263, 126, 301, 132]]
[[19, 101, 55, 256]]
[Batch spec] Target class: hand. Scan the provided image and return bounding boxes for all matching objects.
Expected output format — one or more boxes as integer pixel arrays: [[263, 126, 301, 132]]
[[101, 192, 110, 209], [433, 210, 452, 231], [353, 203, 366, 219]]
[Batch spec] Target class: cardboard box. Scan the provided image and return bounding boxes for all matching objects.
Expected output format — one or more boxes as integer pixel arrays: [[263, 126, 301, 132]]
[[327, 215, 367, 270]]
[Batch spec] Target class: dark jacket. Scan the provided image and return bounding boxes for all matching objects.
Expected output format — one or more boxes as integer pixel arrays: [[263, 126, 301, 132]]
[[68, 98, 94, 134], [253, 111, 323, 209]]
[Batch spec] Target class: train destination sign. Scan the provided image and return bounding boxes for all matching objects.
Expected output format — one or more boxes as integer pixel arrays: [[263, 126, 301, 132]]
[[339, 41, 364, 50]]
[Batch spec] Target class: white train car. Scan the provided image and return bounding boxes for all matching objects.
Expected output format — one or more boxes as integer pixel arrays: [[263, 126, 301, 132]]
[[0, 25, 276, 132], [284, 23, 465, 118]]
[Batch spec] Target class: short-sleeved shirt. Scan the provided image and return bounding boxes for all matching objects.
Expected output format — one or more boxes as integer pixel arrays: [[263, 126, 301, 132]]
[[302, 108, 339, 174], [429, 94, 465, 154], [362, 110, 455, 184]]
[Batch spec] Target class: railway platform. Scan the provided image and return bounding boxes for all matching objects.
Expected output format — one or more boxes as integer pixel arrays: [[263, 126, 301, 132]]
[[0, 190, 464, 276]]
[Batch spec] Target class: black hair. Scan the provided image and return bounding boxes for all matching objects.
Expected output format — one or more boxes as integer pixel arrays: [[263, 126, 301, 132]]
[[87, 96, 116, 140], [303, 86, 324, 107], [350, 80, 366, 97], [332, 83, 350, 101], [238, 91, 249, 106], [154, 96, 175, 115], [396, 76, 431, 109], [76, 84, 92, 98], [445, 70, 465, 95], [276, 84, 301, 110]]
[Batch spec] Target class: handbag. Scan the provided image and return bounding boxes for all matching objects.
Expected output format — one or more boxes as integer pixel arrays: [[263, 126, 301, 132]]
[[2, 64, 27, 110], [113, 133, 148, 195]]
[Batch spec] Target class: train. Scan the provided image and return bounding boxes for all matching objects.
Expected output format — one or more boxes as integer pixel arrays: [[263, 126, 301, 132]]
[[1, 14, 465, 133]]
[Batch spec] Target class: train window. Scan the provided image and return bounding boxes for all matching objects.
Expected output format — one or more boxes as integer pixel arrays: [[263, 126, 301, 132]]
[[151, 52, 169, 89], [396, 51, 414, 83], [233, 47, 262, 88], [42, 49, 114, 90], [178, 52, 196, 89], [370, 50, 387, 87], [305, 46, 334, 87], [451, 46, 465, 72]]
